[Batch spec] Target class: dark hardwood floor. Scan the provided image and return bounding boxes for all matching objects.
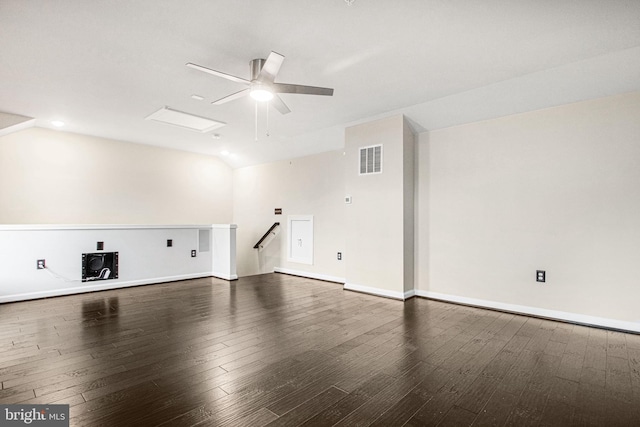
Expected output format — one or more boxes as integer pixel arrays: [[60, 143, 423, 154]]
[[1, 273, 640, 426]]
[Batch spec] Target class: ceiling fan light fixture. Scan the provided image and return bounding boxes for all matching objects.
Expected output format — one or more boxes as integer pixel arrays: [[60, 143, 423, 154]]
[[250, 88, 274, 102]]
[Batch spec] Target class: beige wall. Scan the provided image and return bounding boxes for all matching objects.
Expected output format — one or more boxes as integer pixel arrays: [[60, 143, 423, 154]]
[[233, 150, 346, 278], [402, 118, 415, 293], [418, 91, 640, 322], [414, 131, 429, 293], [0, 128, 233, 224], [344, 115, 414, 295], [5, 91, 640, 328]]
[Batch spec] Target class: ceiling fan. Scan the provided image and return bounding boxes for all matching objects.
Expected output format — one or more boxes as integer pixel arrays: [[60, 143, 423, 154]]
[[186, 51, 334, 115]]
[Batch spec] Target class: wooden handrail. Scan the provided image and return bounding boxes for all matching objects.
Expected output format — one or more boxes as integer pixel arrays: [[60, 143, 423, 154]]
[[253, 222, 280, 249]]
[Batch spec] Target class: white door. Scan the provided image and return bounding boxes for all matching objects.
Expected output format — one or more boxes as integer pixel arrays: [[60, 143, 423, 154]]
[[288, 215, 313, 265]]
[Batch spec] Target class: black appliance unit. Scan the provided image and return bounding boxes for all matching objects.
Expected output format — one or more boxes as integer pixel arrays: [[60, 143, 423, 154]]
[[82, 252, 118, 282]]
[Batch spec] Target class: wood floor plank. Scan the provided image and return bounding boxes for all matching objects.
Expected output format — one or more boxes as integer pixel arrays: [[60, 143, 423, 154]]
[[574, 381, 607, 425], [264, 386, 347, 427], [469, 388, 519, 427], [605, 355, 633, 403], [505, 385, 548, 426], [606, 331, 629, 360], [402, 370, 477, 427], [556, 353, 585, 383], [626, 333, 640, 350], [332, 361, 433, 426], [367, 367, 454, 427], [229, 407, 279, 427], [299, 373, 392, 426], [0, 388, 35, 404], [457, 338, 506, 377], [628, 347, 640, 390], [0, 273, 638, 427], [453, 375, 499, 414], [436, 405, 477, 427], [265, 366, 347, 416], [538, 399, 574, 427], [548, 376, 579, 407]]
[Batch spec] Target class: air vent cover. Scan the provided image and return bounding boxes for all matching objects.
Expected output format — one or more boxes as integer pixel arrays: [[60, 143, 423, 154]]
[[145, 107, 226, 133], [359, 145, 382, 175]]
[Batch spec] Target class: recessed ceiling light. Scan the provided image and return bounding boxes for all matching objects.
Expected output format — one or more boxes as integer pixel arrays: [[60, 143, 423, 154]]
[[221, 150, 230, 156], [51, 120, 65, 127], [191, 94, 204, 101], [212, 134, 221, 139]]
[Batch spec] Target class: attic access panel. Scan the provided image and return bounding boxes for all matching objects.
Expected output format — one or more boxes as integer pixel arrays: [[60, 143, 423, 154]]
[[82, 252, 118, 282], [287, 215, 314, 265], [145, 107, 226, 133]]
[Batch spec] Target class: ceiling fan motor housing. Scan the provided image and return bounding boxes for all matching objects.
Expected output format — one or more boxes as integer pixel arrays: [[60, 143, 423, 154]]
[[250, 58, 267, 81]]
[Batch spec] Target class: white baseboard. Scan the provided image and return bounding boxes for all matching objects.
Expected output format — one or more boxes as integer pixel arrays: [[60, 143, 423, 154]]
[[212, 272, 238, 281], [0, 272, 226, 304], [344, 282, 415, 301], [274, 267, 344, 284], [415, 290, 640, 334], [404, 289, 416, 299]]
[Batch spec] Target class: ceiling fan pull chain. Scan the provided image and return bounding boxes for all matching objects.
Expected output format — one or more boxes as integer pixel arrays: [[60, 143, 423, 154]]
[[254, 100, 258, 142], [266, 102, 270, 137]]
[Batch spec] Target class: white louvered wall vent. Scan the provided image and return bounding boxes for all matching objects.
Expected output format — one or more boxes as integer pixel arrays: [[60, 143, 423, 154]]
[[359, 145, 383, 175]]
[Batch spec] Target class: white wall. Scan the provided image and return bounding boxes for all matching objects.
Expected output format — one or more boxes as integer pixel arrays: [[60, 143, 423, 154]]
[[418, 91, 640, 329], [233, 151, 346, 280], [0, 128, 233, 224], [0, 224, 237, 303]]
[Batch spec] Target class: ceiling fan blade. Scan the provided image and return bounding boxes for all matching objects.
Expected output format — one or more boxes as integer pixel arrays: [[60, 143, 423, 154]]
[[212, 89, 250, 105], [273, 83, 334, 96], [186, 63, 250, 85], [258, 52, 285, 83], [271, 95, 291, 115]]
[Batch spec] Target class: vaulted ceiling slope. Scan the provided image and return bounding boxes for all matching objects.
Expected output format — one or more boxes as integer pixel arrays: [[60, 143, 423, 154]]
[[1, 1, 639, 168]]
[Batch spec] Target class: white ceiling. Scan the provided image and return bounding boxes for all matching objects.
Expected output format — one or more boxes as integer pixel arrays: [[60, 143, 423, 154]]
[[1, 0, 639, 168]]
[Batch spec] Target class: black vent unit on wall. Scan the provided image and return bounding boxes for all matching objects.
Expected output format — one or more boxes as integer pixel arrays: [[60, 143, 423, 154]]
[[82, 252, 118, 282]]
